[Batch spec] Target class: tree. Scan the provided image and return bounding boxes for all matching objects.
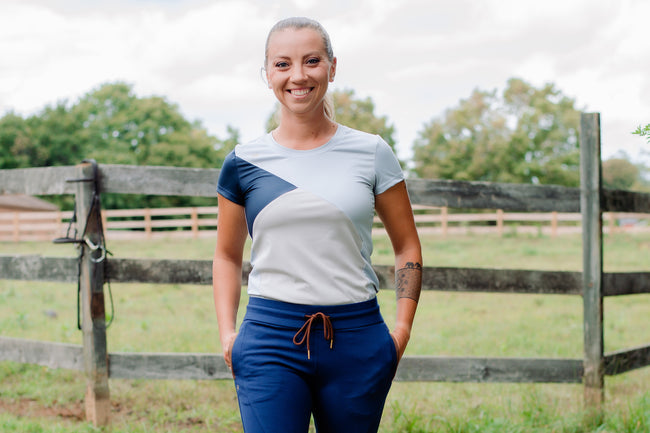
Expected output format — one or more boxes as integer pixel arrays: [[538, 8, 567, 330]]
[[72, 82, 233, 169], [70, 82, 239, 208], [412, 78, 581, 186], [265, 88, 400, 161], [0, 112, 34, 169], [602, 157, 639, 190], [0, 82, 239, 209]]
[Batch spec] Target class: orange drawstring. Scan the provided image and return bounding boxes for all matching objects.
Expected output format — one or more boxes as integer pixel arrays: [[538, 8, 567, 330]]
[[293, 312, 334, 359]]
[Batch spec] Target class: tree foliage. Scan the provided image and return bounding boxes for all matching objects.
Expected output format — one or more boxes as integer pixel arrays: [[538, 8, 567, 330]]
[[265, 88, 400, 163], [71, 82, 237, 169], [412, 78, 581, 186], [602, 157, 639, 191], [0, 82, 237, 208], [633, 123, 650, 143], [0, 112, 34, 169]]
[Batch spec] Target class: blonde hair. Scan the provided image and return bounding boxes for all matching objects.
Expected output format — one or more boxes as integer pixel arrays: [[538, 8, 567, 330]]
[[265, 17, 335, 121]]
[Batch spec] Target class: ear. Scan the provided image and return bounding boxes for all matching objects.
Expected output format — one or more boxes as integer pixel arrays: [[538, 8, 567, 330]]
[[329, 57, 337, 82], [261, 67, 271, 89]]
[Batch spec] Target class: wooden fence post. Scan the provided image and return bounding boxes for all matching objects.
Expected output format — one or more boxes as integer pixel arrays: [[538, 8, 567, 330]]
[[441, 206, 448, 237], [12, 212, 19, 242], [144, 208, 152, 239], [607, 212, 616, 234], [75, 161, 110, 426], [580, 113, 604, 412], [56, 210, 64, 238], [496, 209, 504, 237], [191, 207, 199, 238], [551, 211, 558, 238]]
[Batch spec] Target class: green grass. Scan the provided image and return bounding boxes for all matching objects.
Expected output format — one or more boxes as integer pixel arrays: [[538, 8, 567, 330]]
[[1, 232, 649, 432]]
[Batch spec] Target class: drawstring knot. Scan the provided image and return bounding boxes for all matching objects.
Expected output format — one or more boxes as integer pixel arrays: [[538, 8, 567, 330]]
[[293, 312, 334, 359]]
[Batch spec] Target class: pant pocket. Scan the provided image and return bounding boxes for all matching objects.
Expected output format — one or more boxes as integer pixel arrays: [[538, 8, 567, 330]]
[[386, 326, 399, 377], [230, 321, 247, 377]]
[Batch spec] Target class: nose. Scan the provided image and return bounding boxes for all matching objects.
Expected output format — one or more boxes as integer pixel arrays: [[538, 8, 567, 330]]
[[290, 65, 307, 82]]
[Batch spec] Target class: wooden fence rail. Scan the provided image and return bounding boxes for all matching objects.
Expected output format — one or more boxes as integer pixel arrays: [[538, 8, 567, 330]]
[[2, 206, 649, 242], [1, 113, 649, 426]]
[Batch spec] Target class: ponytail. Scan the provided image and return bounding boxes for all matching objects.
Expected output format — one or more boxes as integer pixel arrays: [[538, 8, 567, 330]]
[[323, 92, 335, 121]]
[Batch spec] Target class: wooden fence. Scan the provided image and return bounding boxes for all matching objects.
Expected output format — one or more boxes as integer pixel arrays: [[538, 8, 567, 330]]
[[2, 205, 649, 242], [0, 113, 649, 426]]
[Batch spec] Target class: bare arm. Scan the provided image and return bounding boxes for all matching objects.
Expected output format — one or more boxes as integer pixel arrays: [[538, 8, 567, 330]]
[[213, 194, 248, 370], [375, 180, 422, 362]]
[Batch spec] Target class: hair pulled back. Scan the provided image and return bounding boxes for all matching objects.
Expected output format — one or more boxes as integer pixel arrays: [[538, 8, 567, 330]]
[[265, 17, 336, 121]]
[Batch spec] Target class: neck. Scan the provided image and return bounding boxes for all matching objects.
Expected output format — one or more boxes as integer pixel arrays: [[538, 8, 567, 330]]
[[274, 110, 337, 150]]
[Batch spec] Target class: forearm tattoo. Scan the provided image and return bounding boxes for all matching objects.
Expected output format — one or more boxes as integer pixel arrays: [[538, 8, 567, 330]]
[[396, 262, 422, 303]]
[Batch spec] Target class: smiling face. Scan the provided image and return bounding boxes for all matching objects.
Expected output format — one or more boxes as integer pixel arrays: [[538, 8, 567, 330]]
[[265, 27, 337, 119]]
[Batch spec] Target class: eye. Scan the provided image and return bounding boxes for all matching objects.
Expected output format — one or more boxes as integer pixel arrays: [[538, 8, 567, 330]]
[[274, 61, 289, 69], [306, 57, 321, 65]]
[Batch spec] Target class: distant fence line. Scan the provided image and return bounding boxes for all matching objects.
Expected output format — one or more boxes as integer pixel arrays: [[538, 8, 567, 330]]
[[0, 113, 649, 427], [2, 205, 649, 242]]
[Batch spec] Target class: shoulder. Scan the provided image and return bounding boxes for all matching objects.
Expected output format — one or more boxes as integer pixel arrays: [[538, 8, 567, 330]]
[[234, 133, 270, 155], [334, 124, 391, 154], [219, 133, 270, 179], [337, 124, 380, 142], [337, 124, 396, 157]]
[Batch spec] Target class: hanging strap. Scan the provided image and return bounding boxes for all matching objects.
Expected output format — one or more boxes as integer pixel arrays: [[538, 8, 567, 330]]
[[53, 159, 114, 330]]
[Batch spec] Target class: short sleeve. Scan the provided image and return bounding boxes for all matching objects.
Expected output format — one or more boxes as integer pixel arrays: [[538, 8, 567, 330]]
[[374, 137, 404, 195], [216, 150, 245, 205]]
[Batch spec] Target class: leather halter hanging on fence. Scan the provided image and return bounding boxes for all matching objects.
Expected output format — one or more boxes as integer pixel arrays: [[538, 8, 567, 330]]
[[53, 159, 114, 330]]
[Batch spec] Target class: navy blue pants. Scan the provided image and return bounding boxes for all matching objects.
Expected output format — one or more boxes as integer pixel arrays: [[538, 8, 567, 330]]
[[231, 296, 398, 433]]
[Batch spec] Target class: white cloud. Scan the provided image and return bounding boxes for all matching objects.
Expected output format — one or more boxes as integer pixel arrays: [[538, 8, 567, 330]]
[[1, 0, 649, 162]]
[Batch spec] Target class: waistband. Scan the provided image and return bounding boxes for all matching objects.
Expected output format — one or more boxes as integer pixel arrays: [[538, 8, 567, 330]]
[[243, 296, 383, 330]]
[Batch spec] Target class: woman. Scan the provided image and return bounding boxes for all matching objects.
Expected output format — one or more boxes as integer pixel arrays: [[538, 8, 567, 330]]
[[213, 16, 422, 433]]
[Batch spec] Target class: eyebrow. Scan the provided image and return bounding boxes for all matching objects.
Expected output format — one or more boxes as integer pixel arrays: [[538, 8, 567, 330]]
[[271, 51, 325, 61]]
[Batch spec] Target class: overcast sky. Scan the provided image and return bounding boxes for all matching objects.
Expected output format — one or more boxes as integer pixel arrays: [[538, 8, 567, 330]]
[[2, 0, 649, 164]]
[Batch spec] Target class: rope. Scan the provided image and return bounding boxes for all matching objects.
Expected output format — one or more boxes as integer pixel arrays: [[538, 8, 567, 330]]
[[293, 312, 334, 359]]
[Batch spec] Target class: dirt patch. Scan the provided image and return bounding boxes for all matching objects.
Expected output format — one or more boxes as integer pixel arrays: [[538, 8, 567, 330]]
[[0, 398, 220, 431], [0, 397, 85, 421]]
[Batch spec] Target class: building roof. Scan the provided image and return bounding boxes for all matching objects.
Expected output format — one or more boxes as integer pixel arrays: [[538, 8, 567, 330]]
[[0, 194, 59, 212]]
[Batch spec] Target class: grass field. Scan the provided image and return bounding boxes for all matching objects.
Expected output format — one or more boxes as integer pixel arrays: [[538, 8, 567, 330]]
[[1, 232, 649, 432]]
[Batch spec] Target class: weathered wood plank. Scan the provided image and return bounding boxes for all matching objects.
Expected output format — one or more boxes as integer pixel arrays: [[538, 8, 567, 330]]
[[98, 165, 221, 197], [76, 162, 110, 426], [3, 164, 647, 213], [99, 165, 584, 210], [109, 352, 231, 380], [0, 166, 76, 195], [0, 338, 586, 384], [405, 178, 580, 212], [423, 267, 582, 295], [107, 259, 584, 294], [603, 272, 650, 296], [604, 345, 650, 375], [375, 265, 582, 294], [603, 189, 650, 213], [0, 336, 83, 371], [106, 258, 215, 285], [395, 356, 583, 383], [580, 112, 605, 408], [107, 352, 584, 383], [5, 255, 647, 299], [0, 255, 78, 282]]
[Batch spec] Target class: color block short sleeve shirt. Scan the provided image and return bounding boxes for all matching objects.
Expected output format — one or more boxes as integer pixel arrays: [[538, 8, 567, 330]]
[[217, 125, 404, 305]]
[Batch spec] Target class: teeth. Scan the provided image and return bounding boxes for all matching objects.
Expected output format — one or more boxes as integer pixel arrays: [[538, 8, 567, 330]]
[[291, 89, 311, 96]]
